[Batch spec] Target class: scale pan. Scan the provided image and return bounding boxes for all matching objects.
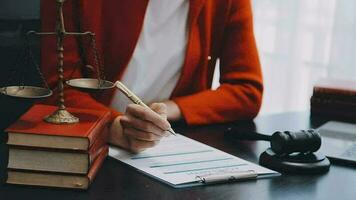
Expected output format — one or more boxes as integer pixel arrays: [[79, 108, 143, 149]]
[[0, 86, 52, 99], [66, 78, 115, 91]]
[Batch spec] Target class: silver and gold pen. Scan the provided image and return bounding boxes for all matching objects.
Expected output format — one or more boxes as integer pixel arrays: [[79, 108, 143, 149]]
[[115, 81, 177, 136]]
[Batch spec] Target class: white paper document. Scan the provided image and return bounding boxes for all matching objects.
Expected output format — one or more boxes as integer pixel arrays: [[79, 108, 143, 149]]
[[109, 134, 279, 188]]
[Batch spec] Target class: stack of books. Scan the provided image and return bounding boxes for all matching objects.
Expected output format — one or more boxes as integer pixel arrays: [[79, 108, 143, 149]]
[[5, 104, 110, 189], [311, 78, 356, 121]]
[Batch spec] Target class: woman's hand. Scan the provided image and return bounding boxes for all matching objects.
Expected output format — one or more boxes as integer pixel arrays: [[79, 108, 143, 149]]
[[163, 100, 182, 122], [108, 103, 171, 153]]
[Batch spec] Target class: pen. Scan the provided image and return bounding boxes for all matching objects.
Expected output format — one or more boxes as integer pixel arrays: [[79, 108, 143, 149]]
[[115, 81, 177, 136]]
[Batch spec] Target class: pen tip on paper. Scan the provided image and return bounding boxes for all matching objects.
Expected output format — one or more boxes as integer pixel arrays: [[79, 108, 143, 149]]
[[168, 128, 177, 136]]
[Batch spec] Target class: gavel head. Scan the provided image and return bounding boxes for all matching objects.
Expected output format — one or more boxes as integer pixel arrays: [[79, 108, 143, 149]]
[[270, 129, 322, 155]]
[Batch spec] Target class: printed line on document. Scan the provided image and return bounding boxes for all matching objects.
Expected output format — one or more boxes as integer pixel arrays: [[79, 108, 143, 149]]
[[131, 150, 213, 160], [150, 157, 233, 168], [164, 163, 248, 174]]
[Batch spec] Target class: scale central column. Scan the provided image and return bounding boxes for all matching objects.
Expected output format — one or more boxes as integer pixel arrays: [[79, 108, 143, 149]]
[[44, 0, 79, 124]]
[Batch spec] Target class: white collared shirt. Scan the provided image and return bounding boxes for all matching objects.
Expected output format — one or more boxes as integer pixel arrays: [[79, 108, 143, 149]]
[[111, 0, 189, 112]]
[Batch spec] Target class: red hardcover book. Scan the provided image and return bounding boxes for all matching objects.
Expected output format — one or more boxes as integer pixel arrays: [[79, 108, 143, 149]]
[[6, 145, 109, 190], [5, 104, 111, 151]]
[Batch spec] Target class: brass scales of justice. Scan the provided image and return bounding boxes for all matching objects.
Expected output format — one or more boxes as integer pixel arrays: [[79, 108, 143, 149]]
[[0, 0, 116, 124]]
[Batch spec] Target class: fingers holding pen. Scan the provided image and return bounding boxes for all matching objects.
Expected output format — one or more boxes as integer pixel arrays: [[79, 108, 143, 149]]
[[127, 138, 159, 153], [149, 103, 168, 119], [123, 126, 162, 141], [108, 115, 161, 153], [118, 103, 173, 153], [120, 114, 167, 137], [126, 104, 171, 132]]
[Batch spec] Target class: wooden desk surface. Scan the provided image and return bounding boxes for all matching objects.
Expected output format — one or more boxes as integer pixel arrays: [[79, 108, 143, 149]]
[[1, 112, 356, 200]]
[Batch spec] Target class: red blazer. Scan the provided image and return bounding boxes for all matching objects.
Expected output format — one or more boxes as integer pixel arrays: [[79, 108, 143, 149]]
[[41, 0, 263, 125]]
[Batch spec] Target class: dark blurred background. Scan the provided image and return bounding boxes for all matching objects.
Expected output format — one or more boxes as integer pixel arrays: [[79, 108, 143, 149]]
[[0, 0, 41, 130]]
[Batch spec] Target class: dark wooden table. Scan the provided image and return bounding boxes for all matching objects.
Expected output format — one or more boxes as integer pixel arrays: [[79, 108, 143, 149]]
[[1, 112, 356, 200]]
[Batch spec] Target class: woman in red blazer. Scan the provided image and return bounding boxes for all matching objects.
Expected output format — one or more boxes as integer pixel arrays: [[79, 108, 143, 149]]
[[41, 0, 263, 152]]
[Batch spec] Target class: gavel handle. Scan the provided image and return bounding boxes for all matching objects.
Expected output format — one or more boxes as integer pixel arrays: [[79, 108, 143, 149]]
[[225, 127, 271, 141]]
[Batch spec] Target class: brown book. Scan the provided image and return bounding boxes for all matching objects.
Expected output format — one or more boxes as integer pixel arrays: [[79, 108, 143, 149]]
[[6, 145, 108, 190], [7, 136, 107, 174], [313, 78, 356, 96], [311, 96, 356, 110], [311, 106, 356, 121], [5, 104, 111, 151], [312, 93, 356, 103]]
